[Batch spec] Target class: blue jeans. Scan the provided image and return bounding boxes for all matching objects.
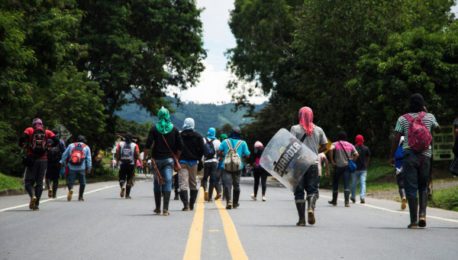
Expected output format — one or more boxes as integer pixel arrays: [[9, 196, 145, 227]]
[[153, 158, 173, 192], [402, 150, 430, 199], [294, 164, 319, 202], [351, 170, 367, 200], [67, 170, 86, 190]]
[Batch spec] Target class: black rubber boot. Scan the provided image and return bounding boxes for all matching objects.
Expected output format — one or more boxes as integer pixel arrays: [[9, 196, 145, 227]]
[[154, 192, 161, 214], [78, 185, 85, 201], [344, 191, 350, 207], [174, 190, 179, 200], [189, 190, 198, 210], [307, 195, 317, 225], [208, 183, 214, 202], [407, 197, 418, 229], [328, 191, 337, 206], [295, 202, 306, 226], [126, 185, 132, 199], [418, 190, 428, 228], [52, 181, 58, 198], [233, 190, 240, 209], [162, 191, 171, 216], [180, 190, 190, 211]]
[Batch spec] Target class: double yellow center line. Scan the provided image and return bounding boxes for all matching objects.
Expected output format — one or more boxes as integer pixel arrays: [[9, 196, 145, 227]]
[[183, 189, 248, 260]]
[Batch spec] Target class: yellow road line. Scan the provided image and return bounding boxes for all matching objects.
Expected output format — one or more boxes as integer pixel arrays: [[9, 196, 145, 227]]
[[183, 189, 205, 260], [215, 199, 249, 260]]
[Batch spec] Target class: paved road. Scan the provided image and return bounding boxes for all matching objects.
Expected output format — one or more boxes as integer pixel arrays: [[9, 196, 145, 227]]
[[1, 177, 458, 260]]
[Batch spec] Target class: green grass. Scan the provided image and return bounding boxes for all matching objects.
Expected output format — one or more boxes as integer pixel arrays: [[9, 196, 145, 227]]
[[366, 158, 394, 182], [430, 186, 458, 211], [0, 172, 23, 192], [366, 182, 398, 191]]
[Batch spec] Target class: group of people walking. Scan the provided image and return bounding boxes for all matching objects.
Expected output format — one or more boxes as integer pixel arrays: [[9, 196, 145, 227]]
[[19, 93, 448, 230]]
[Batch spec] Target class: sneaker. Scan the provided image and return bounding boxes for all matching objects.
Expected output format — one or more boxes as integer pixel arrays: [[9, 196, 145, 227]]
[[125, 196, 131, 199], [162, 210, 170, 216], [251, 193, 257, 201], [360, 199, 365, 204], [154, 209, 161, 215], [350, 197, 356, 203], [120, 187, 125, 198], [78, 197, 84, 202], [233, 203, 240, 209], [215, 194, 221, 200], [345, 203, 350, 207], [401, 198, 407, 210], [67, 190, 73, 201], [296, 219, 306, 226], [226, 202, 233, 210], [262, 196, 266, 202]]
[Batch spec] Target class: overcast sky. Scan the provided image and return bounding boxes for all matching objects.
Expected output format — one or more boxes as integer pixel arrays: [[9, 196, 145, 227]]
[[177, 1, 458, 104]]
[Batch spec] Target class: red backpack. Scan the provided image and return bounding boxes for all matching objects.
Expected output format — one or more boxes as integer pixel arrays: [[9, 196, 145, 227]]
[[403, 112, 432, 153], [31, 127, 47, 156], [69, 143, 86, 165]]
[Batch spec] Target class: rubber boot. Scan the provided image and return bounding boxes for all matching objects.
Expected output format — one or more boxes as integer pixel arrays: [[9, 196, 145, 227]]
[[407, 197, 418, 229], [307, 195, 317, 225], [125, 185, 132, 199], [295, 202, 306, 226], [344, 191, 350, 207], [224, 187, 232, 209], [162, 191, 171, 216], [154, 192, 161, 214], [208, 183, 214, 202], [180, 190, 190, 211], [418, 190, 427, 228], [78, 185, 85, 201], [174, 190, 179, 200], [233, 190, 240, 209], [189, 190, 198, 210], [328, 191, 337, 206], [400, 188, 407, 210], [52, 181, 58, 198]]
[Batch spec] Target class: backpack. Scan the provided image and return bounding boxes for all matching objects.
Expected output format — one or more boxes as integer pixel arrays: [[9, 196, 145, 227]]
[[403, 112, 432, 153], [48, 141, 63, 163], [204, 138, 216, 160], [120, 142, 135, 164], [69, 143, 86, 165], [224, 140, 242, 172], [31, 127, 47, 156]]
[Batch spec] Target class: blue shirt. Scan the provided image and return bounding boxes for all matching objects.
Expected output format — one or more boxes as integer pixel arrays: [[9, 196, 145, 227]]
[[60, 142, 92, 172], [218, 138, 250, 170]]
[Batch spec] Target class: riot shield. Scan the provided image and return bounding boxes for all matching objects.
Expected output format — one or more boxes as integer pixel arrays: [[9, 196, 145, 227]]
[[260, 128, 318, 191]]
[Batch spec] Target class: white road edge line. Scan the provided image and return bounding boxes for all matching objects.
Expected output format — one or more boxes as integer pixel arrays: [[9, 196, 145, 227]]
[[320, 195, 458, 224], [0, 185, 118, 213]]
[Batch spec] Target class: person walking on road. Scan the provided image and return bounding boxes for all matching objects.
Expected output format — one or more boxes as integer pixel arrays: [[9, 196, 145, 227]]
[[290, 107, 328, 226], [390, 93, 439, 229], [116, 133, 139, 199], [45, 129, 66, 198], [394, 136, 407, 210], [19, 118, 58, 210], [329, 131, 359, 207], [219, 127, 250, 209], [251, 141, 268, 202], [204, 127, 222, 202], [178, 118, 205, 211], [351, 134, 371, 204], [60, 135, 92, 202], [145, 107, 183, 216]]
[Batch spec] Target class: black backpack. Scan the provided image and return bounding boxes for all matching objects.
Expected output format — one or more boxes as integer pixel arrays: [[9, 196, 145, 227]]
[[48, 141, 62, 163], [204, 138, 216, 160], [31, 128, 47, 156]]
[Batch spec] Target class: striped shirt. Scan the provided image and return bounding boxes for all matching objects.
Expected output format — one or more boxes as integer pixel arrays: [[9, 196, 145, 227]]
[[394, 112, 439, 157]]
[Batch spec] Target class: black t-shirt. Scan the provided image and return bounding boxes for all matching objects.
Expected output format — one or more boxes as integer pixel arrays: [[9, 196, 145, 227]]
[[145, 126, 183, 160], [180, 130, 205, 160], [355, 145, 371, 170]]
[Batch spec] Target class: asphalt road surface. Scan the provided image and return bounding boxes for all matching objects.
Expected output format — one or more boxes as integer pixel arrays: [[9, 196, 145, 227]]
[[1, 176, 458, 260]]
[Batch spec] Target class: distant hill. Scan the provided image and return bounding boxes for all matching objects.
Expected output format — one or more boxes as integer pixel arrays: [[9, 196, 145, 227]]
[[116, 102, 265, 135]]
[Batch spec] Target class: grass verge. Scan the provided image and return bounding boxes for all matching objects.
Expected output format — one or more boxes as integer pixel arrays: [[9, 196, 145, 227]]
[[430, 186, 458, 211], [0, 172, 23, 192]]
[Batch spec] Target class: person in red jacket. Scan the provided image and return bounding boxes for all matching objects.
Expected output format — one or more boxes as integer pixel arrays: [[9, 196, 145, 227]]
[[19, 118, 57, 210]]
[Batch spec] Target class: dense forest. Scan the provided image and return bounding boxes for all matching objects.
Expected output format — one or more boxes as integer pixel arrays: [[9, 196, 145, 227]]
[[228, 0, 458, 154]]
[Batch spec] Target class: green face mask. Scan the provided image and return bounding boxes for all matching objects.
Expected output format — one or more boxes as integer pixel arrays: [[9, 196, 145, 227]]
[[156, 107, 173, 135]]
